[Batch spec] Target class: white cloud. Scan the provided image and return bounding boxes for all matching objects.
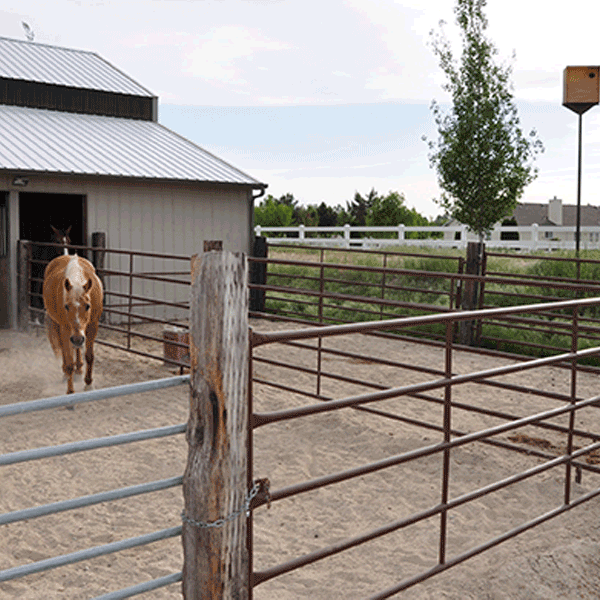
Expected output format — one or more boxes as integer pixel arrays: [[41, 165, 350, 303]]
[[183, 25, 292, 85]]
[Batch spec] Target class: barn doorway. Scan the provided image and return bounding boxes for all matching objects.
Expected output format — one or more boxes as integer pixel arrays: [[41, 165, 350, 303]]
[[19, 193, 86, 248], [0, 193, 8, 328], [19, 192, 87, 317]]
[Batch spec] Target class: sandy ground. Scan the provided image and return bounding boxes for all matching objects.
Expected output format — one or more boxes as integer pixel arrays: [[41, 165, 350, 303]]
[[1, 319, 600, 599]]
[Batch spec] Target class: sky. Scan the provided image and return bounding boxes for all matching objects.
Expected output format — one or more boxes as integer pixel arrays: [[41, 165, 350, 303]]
[[1, 0, 600, 219]]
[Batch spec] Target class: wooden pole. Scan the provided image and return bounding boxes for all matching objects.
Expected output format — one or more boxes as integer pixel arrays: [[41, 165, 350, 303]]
[[249, 236, 267, 314], [458, 241, 482, 346], [182, 251, 250, 599], [17, 240, 31, 331], [91, 232, 107, 323], [91, 232, 106, 273]]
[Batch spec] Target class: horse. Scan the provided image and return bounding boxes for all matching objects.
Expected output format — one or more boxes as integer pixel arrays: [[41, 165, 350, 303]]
[[50, 225, 72, 255], [42, 254, 103, 394]]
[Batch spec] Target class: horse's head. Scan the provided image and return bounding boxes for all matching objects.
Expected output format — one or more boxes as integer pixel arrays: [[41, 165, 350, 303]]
[[51, 225, 72, 255], [63, 277, 93, 348]]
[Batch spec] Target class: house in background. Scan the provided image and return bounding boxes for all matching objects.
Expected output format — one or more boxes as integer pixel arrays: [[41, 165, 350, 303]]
[[443, 197, 600, 247], [0, 36, 267, 329], [511, 197, 600, 243]]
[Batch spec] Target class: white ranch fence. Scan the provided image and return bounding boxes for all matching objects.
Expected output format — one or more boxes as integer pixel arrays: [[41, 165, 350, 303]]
[[255, 224, 600, 251]]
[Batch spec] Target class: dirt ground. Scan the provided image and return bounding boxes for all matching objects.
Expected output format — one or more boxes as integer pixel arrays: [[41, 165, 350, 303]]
[[2, 319, 600, 599]]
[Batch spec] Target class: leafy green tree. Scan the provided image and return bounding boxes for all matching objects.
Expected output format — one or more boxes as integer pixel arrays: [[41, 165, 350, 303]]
[[277, 193, 300, 220], [254, 196, 294, 229], [316, 202, 338, 227], [366, 191, 406, 230], [365, 191, 432, 238], [335, 205, 353, 226], [296, 204, 319, 226], [347, 189, 379, 226], [424, 0, 543, 243]]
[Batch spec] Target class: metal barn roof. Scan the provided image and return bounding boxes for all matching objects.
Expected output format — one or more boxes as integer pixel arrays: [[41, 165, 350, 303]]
[[0, 104, 263, 186], [0, 36, 154, 97]]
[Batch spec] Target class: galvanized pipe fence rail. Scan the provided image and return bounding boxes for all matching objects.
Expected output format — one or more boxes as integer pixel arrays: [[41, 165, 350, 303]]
[[481, 248, 600, 350], [0, 376, 189, 599]]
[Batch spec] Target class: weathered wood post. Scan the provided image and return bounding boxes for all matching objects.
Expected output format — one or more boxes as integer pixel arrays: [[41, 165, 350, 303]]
[[249, 236, 267, 314], [182, 250, 250, 599], [91, 232, 106, 273], [17, 240, 31, 330], [91, 232, 107, 323], [458, 241, 483, 346]]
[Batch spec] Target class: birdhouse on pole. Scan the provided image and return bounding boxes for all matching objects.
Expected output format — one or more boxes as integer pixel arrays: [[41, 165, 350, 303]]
[[562, 66, 600, 258], [563, 66, 600, 114]]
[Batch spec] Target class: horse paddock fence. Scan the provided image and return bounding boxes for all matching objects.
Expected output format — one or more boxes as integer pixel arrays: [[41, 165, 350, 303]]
[[5, 250, 600, 598], [248, 297, 600, 598], [0, 376, 189, 599]]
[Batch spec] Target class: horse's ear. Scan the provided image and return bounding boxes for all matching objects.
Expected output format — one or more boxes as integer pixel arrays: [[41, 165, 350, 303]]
[[51, 225, 59, 235], [65, 279, 72, 292], [65, 226, 72, 235], [84, 278, 93, 292]]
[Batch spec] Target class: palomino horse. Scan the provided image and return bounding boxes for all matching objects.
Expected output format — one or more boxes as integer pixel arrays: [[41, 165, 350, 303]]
[[43, 254, 103, 394]]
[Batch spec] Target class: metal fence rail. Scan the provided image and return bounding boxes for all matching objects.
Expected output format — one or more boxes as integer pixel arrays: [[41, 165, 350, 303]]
[[0, 376, 189, 596], [248, 297, 600, 598], [11, 248, 600, 596], [22, 239, 600, 378], [20, 239, 193, 370], [252, 243, 600, 365]]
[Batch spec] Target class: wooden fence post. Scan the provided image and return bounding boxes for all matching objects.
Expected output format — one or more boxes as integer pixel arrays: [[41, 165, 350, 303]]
[[459, 241, 483, 346], [91, 232, 107, 323], [91, 232, 106, 272], [249, 236, 267, 314], [17, 240, 31, 330], [182, 251, 250, 599]]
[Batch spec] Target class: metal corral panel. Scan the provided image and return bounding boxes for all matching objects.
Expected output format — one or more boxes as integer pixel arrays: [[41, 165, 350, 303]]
[[0, 36, 153, 97], [0, 104, 262, 186]]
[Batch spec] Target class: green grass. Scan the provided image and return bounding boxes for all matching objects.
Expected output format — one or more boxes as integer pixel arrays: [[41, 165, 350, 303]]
[[261, 245, 600, 364]]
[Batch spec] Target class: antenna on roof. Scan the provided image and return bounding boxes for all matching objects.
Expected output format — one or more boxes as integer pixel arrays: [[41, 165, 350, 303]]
[[22, 22, 34, 42]]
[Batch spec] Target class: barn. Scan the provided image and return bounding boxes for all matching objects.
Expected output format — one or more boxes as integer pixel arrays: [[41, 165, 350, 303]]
[[0, 36, 267, 329]]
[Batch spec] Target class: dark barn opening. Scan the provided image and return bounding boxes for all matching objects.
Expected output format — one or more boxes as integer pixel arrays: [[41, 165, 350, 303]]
[[0, 193, 8, 327], [19, 192, 86, 317]]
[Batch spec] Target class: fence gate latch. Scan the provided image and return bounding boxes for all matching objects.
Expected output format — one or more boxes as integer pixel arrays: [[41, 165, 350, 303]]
[[251, 478, 271, 511]]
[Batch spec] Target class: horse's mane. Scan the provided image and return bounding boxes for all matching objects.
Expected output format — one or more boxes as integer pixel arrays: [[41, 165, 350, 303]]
[[64, 254, 86, 290]]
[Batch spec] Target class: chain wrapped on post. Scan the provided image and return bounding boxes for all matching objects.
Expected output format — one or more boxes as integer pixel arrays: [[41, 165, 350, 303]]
[[181, 479, 270, 529]]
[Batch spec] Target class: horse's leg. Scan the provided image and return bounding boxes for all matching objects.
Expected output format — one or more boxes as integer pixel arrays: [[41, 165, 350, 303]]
[[84, 321, 99, 388], [75, 348, 83, 374], [62, 351, 76, 394], [59, 329, 76, 394]]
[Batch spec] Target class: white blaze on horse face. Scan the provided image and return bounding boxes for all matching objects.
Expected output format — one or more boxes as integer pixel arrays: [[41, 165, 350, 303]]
[[63, 256, 90, 347]]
